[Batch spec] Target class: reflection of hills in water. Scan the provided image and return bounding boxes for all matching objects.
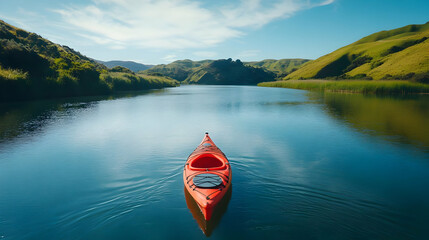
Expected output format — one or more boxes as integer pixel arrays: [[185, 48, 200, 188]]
[[321, 92, 429, 150], [0, 90, 164, 145], [0, 100, 88, 144], [184, 186, 232, 237]]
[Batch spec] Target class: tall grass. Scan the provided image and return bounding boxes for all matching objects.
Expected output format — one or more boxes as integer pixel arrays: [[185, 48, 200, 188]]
[[0, 66, 28, 81], [258, 80, 429, 94], [100, 72, 179, 91]]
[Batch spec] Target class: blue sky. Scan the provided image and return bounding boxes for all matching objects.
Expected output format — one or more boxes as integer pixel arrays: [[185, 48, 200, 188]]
[[1, 0, 428, 64]]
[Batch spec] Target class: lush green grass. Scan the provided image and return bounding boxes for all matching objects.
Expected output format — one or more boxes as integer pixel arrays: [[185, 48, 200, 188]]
[[0, 65, 28, 81], [258, 80, 429, 94], [244, 59, 310, 77], [286, 22, 429, 81], [100, 72, 179, 91]]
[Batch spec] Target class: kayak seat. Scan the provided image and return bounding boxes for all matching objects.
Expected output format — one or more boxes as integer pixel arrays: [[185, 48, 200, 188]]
[[189, 154, 226, 171]]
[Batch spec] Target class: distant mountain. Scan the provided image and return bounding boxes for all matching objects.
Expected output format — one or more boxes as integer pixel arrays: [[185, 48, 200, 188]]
[[244, 59, 310, 77], [184, 58, 276, 85], [287, 22, 429, 82], [143, 59, 213, 81], [144, 58, 308, 82], [0, 20, 177, 101], [97, 60, 154, 72]]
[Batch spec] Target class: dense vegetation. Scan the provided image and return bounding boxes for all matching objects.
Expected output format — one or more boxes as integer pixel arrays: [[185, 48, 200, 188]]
[[100, 71, 177, 91], [0, 20, 178, 101], [286, 22, 429, 82], [97, 60, 154, 72], [258, 80, 429, 94], [184, 58, 276, 85]]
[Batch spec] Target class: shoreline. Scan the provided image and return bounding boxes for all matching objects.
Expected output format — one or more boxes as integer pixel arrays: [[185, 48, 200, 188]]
[[258, 80, 429, 94]]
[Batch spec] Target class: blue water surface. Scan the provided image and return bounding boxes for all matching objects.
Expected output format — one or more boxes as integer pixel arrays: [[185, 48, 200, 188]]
[[0, 85, 428, 239]]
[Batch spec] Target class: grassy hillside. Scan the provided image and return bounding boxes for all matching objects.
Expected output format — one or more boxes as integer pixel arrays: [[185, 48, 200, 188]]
[[142, 59, 213, 81], [0, 20, 177, 101], [100, 71, 178, 91], [97, 60, 154, 72], [244, 59, 310, 77], [185, 58, 276, 85], [286, 22, 429, 82]]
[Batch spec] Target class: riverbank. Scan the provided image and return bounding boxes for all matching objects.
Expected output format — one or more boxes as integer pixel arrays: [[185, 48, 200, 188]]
[[258, 80, 429, 94], [0, 71, 179, 102]]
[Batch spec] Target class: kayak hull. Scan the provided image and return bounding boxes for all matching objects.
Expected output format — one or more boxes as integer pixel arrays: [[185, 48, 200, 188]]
[[183, 133, 232, 221], [184, 186, 232, 236]]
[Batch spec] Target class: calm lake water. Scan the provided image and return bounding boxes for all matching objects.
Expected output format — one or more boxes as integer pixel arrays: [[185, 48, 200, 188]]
[[0, 85, 428, 239]]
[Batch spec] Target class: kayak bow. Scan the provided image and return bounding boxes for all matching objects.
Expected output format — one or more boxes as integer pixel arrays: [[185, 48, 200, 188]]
[[183, 133, 232, 221]]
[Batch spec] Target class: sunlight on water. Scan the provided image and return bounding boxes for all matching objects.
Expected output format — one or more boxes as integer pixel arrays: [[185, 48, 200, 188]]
[[0, 86, 428, 239]]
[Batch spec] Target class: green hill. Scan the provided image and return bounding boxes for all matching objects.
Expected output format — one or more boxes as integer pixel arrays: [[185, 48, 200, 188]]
[[245, 59, 310, 77], [184, 58, 276, 85], [286, 22, 429, 82], [144, 58, 307, 82], [142, 59, 214, 81], [97, 60, 154, 72], [0, 20, 177, 101]]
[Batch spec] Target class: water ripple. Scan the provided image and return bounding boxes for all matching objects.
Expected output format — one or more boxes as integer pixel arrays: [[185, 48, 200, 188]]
[[53, 165, 183, 236], [231, 156, 410, 238]]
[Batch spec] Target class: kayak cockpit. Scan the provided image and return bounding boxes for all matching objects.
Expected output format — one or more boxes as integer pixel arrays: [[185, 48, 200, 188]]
[[190, 154, 226, 170]]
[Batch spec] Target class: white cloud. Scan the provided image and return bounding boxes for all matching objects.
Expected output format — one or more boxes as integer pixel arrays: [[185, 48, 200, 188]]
[[237, 50, 261, 59], [193, 51, 217, 58], [162, 54, 178, 63], [54, 0, 334, 50], [220, 0, 300, 28]]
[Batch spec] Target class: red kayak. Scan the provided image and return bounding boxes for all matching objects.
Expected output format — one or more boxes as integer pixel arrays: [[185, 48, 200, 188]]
[[183, 133, 232, 221]]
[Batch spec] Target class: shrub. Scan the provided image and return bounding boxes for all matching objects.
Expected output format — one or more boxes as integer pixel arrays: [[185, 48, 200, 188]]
[[344, 55, 372, 73], [110, 66, 133, 73]]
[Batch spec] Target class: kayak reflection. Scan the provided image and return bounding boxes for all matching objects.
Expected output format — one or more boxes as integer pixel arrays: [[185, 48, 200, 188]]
[[184, 185, 232, 236]]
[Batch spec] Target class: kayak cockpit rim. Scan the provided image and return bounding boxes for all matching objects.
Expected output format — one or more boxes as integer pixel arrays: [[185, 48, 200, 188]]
[[189, 153, 226, 171]]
